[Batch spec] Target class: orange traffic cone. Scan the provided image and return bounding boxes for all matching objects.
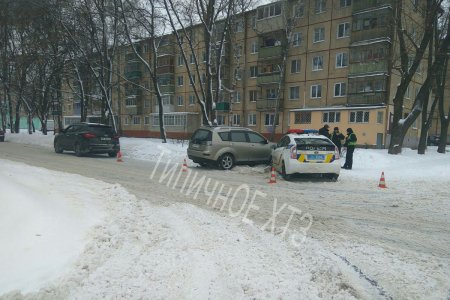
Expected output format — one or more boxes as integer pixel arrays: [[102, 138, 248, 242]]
[[182, 158, 188, 172], [268, 167, 277, 184], [378, 171, 387, 188], [116, 151, 123, 162]]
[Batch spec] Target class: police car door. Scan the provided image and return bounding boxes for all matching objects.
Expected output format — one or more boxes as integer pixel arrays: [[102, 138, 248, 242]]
[[272, 136, 290, 167]]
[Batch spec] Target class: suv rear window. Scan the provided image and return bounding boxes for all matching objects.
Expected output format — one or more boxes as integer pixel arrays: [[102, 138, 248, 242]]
[[191, 129, 212, 144], [87, 125, 115, 136]]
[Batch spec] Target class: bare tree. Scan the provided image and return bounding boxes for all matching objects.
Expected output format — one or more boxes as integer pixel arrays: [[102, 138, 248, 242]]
[[388, 0, 445, 154]]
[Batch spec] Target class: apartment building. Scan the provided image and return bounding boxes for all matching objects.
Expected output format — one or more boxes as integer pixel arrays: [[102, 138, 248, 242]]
[[62, 0, 431, 147]]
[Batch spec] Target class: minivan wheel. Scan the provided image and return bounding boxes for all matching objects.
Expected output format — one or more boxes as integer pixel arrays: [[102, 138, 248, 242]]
[[54, 141, 63, 153], [74, 143, 83, 157], [218, 153, 234, 170]]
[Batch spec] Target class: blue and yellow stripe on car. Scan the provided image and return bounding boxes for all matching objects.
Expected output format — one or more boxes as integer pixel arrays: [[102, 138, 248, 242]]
[[297, 154, 335, 163]]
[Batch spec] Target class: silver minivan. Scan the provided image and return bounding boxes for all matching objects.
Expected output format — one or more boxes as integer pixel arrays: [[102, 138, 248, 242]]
[[187, 126, 273, 170]]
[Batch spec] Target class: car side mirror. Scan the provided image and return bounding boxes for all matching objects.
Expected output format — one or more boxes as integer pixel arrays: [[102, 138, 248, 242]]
[[261, 139, 268, 144]]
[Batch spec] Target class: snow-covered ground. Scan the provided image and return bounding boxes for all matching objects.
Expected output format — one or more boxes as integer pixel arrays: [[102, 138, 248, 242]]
[[1, 131, 450, 299]]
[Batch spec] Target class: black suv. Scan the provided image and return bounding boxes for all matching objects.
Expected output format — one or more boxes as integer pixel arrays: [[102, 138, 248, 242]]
[[54, 123, 120, 157]]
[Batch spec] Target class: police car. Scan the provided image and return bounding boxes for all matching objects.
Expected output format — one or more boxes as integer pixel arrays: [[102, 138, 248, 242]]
[[271, 129, 341, 181]]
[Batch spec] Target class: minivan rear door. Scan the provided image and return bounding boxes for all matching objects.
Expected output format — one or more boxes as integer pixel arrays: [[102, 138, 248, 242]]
[[189, 129, 212, 152]]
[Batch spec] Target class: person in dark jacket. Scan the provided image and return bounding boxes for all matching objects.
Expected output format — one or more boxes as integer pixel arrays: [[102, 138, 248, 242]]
[[331, 127, 345, 154], [342, 128, 357, 170], [318, 124, 330, 138]]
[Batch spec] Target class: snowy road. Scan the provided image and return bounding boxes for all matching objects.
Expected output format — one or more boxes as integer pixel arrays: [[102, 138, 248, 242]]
[[1, 141, 450, 299]]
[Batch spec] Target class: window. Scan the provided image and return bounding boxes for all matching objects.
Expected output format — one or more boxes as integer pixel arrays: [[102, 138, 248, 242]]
[[257, 3, 282, 20], [251, 16, 257, 28], [336, 52, 348, 68], [294, 112, 311, 124], [248, 113, 257, 126], [249, 90, 258, 102], [315, 0, 326, 14], [312, 56, 323, 70], [124, 117, 129, 125], [144, 116, 150, 125], [231, 131, 246, 141], [202, 51, 207, 62], [235, 20, 244, 32], [265, 113, 278, 126], [189, 94, 195, 105], [294, 1, 305, 17], [266, 88, 278, 99], [323, 111, 341, 123], [133, 116, 140, 125], [313, 27, 325, 43], [190, 54, 195, 64], [311, 85, 322, 98], [126, 97, 136, 106], [177, 76, 183, 86], [377, 111, 383, 124], [232, 114, 241, 126], [201, 73, 206, 84], [334, 83, 346, 97], [350, 110, 370, 123], [144, 100, 150, 108], [162, 95, 172, 105], [190, 75, 195, 85], [248, 132, 266, 143], [340, 0, 351, 7], [406, 86, 410, 98], [291, 59, 300, 73], [251, 41, 258, 53], [292, 32, 302, 47], [337, 22, 350, 38], [250, 66, 258, 78], [235, 91, 241, 103], [290, 86, 300, 100], [216, 115, 225, 125], [153, 114, 187, 126], [177, 95, 184, 106], [177, 55, 183, 66]]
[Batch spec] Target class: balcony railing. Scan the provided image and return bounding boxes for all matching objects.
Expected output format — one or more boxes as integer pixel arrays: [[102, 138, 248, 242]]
[[352, 0, 392, 12], [154, 104, 175, 113], [347, 92, 387, 105], [258, 46, 283, 60], [158, 84, 175, 94], [157, 65, 175, 75], [349, 60, 388, 75], [215, 102, 230, 111], [125, 70, 142, 80], [351, 27, 391, 44], [257, 73, 281, 85], [256, 98, 283, 110]]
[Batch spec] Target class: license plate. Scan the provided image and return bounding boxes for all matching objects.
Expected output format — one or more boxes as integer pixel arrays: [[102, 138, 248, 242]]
[[100, 137, 111, 141], [307, 154, 325, 160]]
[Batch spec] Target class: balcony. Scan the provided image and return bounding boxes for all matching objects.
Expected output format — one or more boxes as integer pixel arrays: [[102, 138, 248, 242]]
[[258, 46, 283, 60], [352, 0, 392, 13], [125, 70, 142, 80], [257, 73, 281, 85], [154, 104, 175, 113], [125, 105, 143, 115], [351, 28, 391, 44], [255, 15, 284, 33], [158, 84, 175, 94], [215, 102, 230, 111], [256, 98, 283, 110], [157, 65, 175, 75], [347, 92, 387, 105], [349, 60, 388, 75]]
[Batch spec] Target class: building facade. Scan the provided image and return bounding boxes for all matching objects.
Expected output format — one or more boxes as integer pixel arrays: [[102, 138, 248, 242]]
[[62, 0, 433, 147]]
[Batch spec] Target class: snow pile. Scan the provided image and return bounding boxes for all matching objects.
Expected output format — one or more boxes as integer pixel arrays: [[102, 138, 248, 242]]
[[0, 160, 106, 294], [1, 160, 374, 299]]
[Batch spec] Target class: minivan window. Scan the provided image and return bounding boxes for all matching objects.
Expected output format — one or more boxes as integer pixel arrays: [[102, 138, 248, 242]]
[[230, 131, 247, 142], [247, 132, 266, 143], [191, 129, 212, 144], [218, 132, 230, 141]]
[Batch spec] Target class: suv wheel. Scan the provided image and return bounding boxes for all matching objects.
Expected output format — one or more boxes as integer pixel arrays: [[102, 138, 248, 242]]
[[54, 141, 63, 153], [74, 143, 83, 157], [108, 152, 117, 157], [218, 153, 234, 170]]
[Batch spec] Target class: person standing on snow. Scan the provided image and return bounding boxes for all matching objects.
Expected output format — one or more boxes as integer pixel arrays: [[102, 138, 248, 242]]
[[342, 128, 357, 170], [331, 127, 345, 154], [318, 124, 331, 139]]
